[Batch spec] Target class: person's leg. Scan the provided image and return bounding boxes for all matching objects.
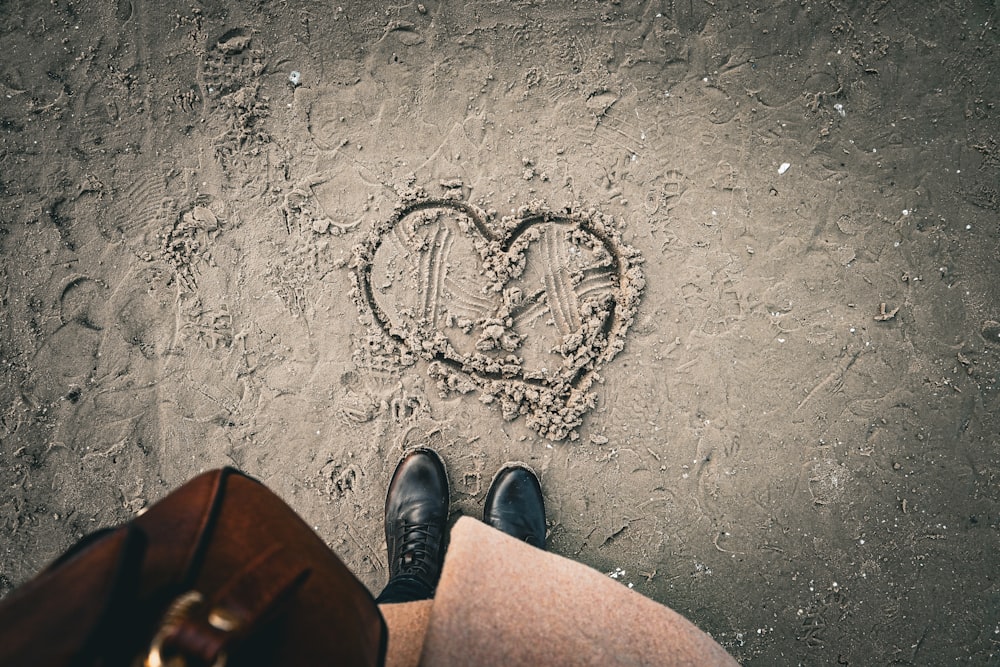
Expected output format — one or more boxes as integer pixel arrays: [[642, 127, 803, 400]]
[[483, 463, 546, 549], [375, 448, 450, 605]]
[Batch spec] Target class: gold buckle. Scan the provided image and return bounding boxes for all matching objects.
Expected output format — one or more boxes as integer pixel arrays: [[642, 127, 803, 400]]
[[145, 591, 232, 667]]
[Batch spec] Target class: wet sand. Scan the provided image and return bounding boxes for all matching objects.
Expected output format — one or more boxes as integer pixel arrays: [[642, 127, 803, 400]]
[[1, 1, 998, 663]]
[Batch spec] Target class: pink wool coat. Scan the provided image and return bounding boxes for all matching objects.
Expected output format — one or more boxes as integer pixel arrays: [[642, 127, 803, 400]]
[[379, 517, 739, 667]]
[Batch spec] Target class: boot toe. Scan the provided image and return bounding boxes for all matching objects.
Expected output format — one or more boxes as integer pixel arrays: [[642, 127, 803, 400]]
[[484, 465, 546, 549], [386, 449, 449, 519]]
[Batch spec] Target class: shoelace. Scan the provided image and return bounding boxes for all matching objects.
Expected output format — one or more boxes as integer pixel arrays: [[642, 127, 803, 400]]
[[394, 521, 441, 579]]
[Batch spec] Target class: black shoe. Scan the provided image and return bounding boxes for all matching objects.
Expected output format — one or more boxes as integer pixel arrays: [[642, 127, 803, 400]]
[[379, 448, 450, 603], [484, 464, 546, 549]]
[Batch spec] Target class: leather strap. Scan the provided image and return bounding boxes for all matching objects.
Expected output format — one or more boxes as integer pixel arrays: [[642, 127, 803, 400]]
[[151, 544, 311, 666], [178, 468, 238, 592]]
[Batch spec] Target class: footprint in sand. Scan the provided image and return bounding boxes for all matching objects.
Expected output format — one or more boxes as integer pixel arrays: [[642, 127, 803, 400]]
[[24, 276, 111, 405]]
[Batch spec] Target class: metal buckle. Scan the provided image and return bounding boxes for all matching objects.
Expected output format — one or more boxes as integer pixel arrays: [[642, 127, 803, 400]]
[[145, 591, 232, 667]]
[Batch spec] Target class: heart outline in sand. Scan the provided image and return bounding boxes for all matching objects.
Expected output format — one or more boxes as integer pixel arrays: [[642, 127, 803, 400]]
[[352, 196, 644, 440]]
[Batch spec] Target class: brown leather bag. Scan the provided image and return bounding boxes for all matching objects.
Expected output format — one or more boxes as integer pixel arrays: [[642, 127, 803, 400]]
[[0, 468, 387, 667]]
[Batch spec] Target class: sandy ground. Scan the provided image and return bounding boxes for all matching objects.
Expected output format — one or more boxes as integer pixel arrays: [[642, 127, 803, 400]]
[[1, 0, 999, 663]]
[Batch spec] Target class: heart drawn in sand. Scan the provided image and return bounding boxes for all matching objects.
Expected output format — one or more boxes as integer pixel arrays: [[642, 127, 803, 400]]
[[352, 196, 644, 440]]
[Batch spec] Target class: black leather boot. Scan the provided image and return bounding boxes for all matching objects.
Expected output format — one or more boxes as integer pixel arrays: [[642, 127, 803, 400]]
[[484, 464, 546, 549], [376, 448, 450, 604]]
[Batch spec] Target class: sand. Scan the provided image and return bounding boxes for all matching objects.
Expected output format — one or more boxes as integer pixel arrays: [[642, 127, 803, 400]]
[[1, 0, 998, 663]]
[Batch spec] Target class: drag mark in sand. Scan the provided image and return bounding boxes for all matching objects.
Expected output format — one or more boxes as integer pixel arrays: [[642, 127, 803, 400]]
[[795, 347, 869, 412]]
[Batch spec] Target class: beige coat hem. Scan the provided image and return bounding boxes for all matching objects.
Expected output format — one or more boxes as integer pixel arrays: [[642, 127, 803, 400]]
[[380, 517, 738, 667]]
